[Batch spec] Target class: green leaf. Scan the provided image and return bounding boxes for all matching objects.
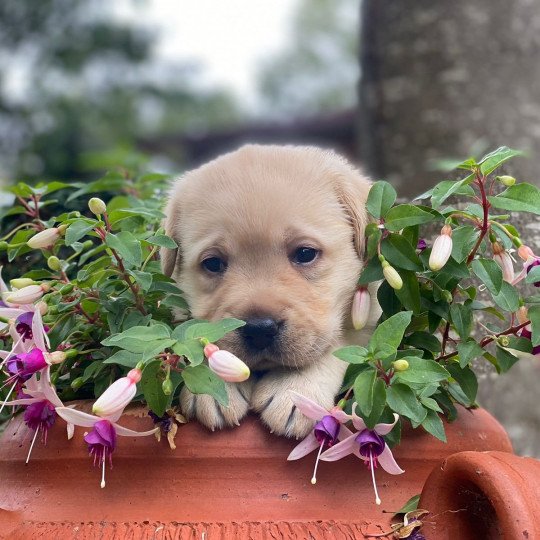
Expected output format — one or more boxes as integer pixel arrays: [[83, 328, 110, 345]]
[[103, 350, 143, 367], [353, 368, 377, 417], [182, 364, 228, 406], [529, 305, 540, 346], [64, 219, 97, 246], [478, 146, 523, 175], [357, 256, 384, 285], [450, 304, 472, 339], [495, 345, 519, 373], [386, 383, 427, 424], [140, 361, 168, 417], [333, 345, 369, 364], [366, 228, 382, 259], [421, 409, 447, 442], [403, 332, 441, 354], [394, 270, 422, 314], [393, 494, 420, 516], [364, 379, 387, 429], [420, 396, 443, 413], [171, 339, 205, 365], [488, 183, 540, 215], [394, 357, 450, 384], [128, 270, 153, 291], [451, 226, 479, 263], [526, 266, 540, 286], [385, 205, 437, 231], [370, 311, 413, 354], [101, 325, 173, 353], [380, 234, 423, 271], [105, 231, 143, 267], [471, 258, 503, 295], [171, 318, 246, 342], [431, 179, 475, 209], [146, 234, 178, 249], [366, 181, 397, 219], [447, 364, 478, 403], [457, 340, 485, 368], [493, 281, 520, 312]]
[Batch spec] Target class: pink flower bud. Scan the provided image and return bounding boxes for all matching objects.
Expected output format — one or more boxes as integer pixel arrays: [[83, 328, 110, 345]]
[[4, 284, 46, 304], [493, 250, 515, 283], [207, 349, 250, 382], [27, 228, 60, 249], [518, 245, 535, 261], [352, 287, 371, 330], [382, 261, 403, 290], [92, 368, 142, 418], [429, 226, 453, 271]]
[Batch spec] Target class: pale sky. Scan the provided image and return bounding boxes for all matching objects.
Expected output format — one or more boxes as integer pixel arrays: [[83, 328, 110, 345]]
[[114, 0, 299, 109]]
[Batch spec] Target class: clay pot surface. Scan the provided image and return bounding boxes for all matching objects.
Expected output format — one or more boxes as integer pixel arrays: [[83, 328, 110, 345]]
[[0, 406, 512, 539], [420, 450, 540, 540]]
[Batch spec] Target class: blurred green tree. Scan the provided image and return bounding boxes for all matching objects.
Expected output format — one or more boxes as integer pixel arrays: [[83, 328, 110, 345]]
[[0, 0, 241, 181], [257, 0, 358, 116]]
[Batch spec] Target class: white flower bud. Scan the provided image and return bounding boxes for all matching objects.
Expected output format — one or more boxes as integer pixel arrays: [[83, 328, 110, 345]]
[[88, 197, 107, 215], [382, 261, 403, 290], [352, 287, 371, 330], [429, 226, 453, 271], [207, 350, 250, 382], [46, 351, 66, 365], [4, 284, 45, 304], [27, 228, 60, 249], [493, 251, 514, 283], [10, 278, 36, 289]]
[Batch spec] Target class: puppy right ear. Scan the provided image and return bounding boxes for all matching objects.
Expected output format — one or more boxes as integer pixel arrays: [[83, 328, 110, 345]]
[[160, 192, 181, 278]]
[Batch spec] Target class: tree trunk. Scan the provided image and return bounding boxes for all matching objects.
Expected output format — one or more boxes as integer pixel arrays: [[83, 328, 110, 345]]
[[359, 0, 540, 196]]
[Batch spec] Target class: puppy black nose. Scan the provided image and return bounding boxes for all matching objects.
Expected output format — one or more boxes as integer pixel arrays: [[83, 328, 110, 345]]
[[240, 318, 281, 351]]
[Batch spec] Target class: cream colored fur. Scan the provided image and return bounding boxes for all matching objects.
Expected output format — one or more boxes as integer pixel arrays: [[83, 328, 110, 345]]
[[161, 145, 380, 438]]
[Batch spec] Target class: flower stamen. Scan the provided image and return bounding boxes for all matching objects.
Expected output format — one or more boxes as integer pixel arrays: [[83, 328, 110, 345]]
[[311, 440, 326, 485], [26, 427, 40, 464], [101, 453, 106, 489], [369, 450, 381, 505], [0, 381, 17, 415]]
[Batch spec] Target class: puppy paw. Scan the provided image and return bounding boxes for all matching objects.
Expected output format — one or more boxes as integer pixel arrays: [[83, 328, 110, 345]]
[[180, 380, 253, 431], [251, 373, 336, 439]]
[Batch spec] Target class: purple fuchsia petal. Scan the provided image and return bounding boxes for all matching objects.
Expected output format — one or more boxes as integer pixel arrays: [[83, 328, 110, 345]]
[[526, 259, 540, 287], [356, 430, 386, 458], [416, 239, 427, 251], [15, 312, 34, 341], [313, 415, 340, 445], [20, 348, 47, 377], [23, 400, 56, 432]]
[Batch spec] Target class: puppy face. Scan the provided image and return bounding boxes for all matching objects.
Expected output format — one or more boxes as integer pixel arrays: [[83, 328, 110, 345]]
[[162, 145, 371, 370]]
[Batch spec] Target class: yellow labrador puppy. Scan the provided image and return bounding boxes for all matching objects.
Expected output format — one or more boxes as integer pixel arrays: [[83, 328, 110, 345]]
[[161, 145, 379, 438]]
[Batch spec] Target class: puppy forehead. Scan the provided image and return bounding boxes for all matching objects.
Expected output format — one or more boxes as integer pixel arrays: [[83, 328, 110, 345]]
[[176, 146, 350, 245]]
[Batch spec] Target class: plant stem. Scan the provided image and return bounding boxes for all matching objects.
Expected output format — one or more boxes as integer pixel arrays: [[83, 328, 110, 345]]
[[466, 171, 490, 264]]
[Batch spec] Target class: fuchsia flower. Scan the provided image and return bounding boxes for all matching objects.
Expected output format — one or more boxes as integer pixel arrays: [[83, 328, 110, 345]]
[[56, 367, 158, 488], [492, 242, 515, 283], [416, 239, 427, 252], [352, 287, 371, 331], [513, 245, 540, 287], [516, 306, 540, 356], [203, 343, 250, 382], [429, 225, 453, 271], [320, 404, 403, 505], [287, 391, 353, 485], [1, 366, 74, 462]]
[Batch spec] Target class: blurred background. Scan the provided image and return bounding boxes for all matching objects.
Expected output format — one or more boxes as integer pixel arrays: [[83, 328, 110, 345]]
[[1, 0, 539, 454]]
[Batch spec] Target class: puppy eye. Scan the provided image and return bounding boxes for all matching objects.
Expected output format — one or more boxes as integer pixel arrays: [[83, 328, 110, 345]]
[[201, 256, 227, 274], [291, 247, 320, 265]]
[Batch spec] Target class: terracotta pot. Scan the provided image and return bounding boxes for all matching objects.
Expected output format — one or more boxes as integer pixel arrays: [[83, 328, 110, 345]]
[[419, 451, 540, 540], [0, 406, 512, 539]]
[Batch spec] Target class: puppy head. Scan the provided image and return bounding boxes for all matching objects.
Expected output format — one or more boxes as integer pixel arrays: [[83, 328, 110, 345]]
[[162, 145, 371, 369]]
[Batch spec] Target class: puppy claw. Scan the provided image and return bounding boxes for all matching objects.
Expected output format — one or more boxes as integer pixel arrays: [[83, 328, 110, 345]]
[[179, 380, 253, 431]]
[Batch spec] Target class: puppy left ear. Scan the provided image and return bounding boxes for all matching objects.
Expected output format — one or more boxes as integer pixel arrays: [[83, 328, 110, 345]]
[[334, 167, 372, 259]]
